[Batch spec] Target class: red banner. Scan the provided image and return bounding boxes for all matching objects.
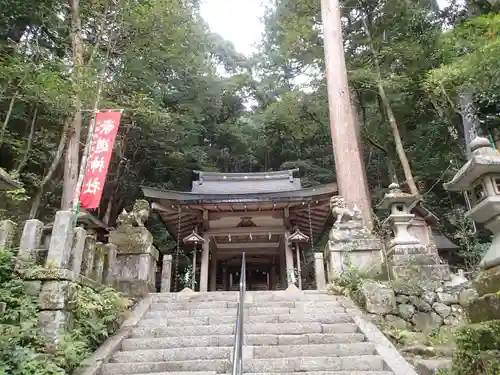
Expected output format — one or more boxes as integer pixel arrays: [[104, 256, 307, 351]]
[[79, 111, 122, 209]]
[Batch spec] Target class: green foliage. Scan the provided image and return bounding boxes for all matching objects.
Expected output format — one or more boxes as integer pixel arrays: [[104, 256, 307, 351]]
[[0, 247, 128, 374], [441, 320, 500, 375], [328, 263, 367, 307]]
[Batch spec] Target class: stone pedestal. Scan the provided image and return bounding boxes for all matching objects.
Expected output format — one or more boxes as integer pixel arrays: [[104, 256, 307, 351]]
[[380, 184, 450, 281], [327, 197, 383, 277], [199, 235, 210, 292], [314, 252, 327, 291], [161, 254, 172, 292], [327, 238, 383, 277], [110, 225, 159, 297]]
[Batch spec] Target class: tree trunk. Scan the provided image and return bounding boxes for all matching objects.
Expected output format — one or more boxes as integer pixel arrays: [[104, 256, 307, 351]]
[[61, 0, 84, 210], [0, 90, 19, 150], [320, 0, 374, 228], [360, 10, 420, 196], [15, 107, 37, 174], [29, 118, 71, 219]]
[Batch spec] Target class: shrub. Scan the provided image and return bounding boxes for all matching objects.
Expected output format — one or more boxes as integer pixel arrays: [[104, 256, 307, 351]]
[[0, 247, 128, 374]]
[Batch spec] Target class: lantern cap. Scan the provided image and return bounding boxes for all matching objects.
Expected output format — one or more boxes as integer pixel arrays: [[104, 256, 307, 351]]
[[183, 229, 205, 244], [288, 228, 310, 243]]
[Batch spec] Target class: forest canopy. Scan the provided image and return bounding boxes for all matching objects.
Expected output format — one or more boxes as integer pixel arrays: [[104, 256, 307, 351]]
[[0, 0, 498, 261]]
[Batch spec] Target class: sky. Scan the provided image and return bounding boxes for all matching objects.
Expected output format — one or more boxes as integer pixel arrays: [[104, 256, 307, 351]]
[[200, 0, 453, 57]]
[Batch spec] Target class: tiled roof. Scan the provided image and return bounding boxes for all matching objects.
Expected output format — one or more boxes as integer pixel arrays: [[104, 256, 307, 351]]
[[192, 170, 301, 194]]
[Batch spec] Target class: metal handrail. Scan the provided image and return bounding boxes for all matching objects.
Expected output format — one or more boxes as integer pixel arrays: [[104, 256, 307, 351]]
[[231, 252, 246, 375]]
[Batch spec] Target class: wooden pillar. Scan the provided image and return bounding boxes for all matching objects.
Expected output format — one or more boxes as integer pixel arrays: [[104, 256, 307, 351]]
[[200, 235, 210, 292], [285, 231, 295, 286], [222, 267, 228, 291], [295, 244, 302, 290], [270, 265, 276, 290], [210, 255, 217, 291], [191, 247, 197, 291], [321, 0, 373, 228], [280, 241, 287, 287]]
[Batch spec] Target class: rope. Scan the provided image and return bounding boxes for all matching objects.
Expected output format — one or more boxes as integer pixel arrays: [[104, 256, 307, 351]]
[[174, 206, 181, 291], [307, 201, 314, 250]]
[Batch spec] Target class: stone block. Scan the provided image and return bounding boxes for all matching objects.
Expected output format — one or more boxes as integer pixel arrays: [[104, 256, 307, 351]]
[[18, 219, 44, 262], [412, 311, 443, 333], [437, 290, 459, 305], [70, 227, 86, 275], [432, 302, 451, 318], [360, 280, 396, 314], [92, 243, 106, 283], [24, 280, 42, 296], [81, 234, 96, 277], [104, 243, 118, 286], [314, 252, 326, 291], [413, 358, 451, 375], [391, 264, 451, 281], [409, 296, 432, 312], [160, 254, 172, 293], [39, 280, 71, 310], [0, 219, 17, 249], [466, 292, 500, 323], [115, 280, 153, 297], [38, 310, 69, 346], [474, 264, 500, 296], [327, 238, 383, 277], [109, 226, 154, 254], [47, 210, 75, 268], [397, 304, 416, 320], [385, 314, 410, 329]]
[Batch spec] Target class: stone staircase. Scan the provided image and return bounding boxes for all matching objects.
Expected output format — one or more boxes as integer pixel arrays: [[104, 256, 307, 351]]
[[101, 290, 415, 375]]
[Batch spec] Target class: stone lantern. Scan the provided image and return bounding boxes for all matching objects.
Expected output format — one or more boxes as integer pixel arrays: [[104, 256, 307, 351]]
[[379, 183, 450, 280], [288, 227, 309, 289], [444, 136, 500, 322], [379, 183, 420, 247], [183, 229, 205, 291], [444, 137, 500, 267]]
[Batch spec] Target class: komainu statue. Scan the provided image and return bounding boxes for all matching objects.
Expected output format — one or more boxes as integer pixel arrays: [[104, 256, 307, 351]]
[[116, 200, 150, 227], [329, 196, 362, 228]]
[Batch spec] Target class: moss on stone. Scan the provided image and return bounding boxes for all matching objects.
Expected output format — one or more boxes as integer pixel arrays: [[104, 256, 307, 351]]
[[466, 293, 500, 323], [473, 265, 500, 296]]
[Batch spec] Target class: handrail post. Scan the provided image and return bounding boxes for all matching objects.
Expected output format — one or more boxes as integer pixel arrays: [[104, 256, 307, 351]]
[[231, 252, 246, 375]]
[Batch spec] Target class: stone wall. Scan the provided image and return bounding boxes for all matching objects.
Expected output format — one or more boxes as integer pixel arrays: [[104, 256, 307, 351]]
[[360, 280, 477, 334], [0, 202, 167, 343]]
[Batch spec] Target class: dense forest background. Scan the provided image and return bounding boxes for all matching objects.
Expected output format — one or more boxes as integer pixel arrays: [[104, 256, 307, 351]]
[[0, 0, 498, 265]]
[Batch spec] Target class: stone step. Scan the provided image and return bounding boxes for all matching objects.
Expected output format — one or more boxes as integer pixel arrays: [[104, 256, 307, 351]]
[[144, 307, 346, 319], [130, 322, 359, 338], [102, 355, 385, 374], [151, 292, 339, 303], [121, 333, 367, 351], [149, 300, 344, 311], [138, 313, 353, 327], [112, 343, 376, 363], [121, 372, 393, 375]]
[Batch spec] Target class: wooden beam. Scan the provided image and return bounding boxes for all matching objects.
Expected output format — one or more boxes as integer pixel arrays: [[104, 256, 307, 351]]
[[215, 242, 280, 249], [209, 210, 284, 220], [206, 226, 285, 236]]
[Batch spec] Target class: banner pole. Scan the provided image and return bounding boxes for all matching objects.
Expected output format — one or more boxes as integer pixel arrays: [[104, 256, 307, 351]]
[[73, 110, 98, 224]]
